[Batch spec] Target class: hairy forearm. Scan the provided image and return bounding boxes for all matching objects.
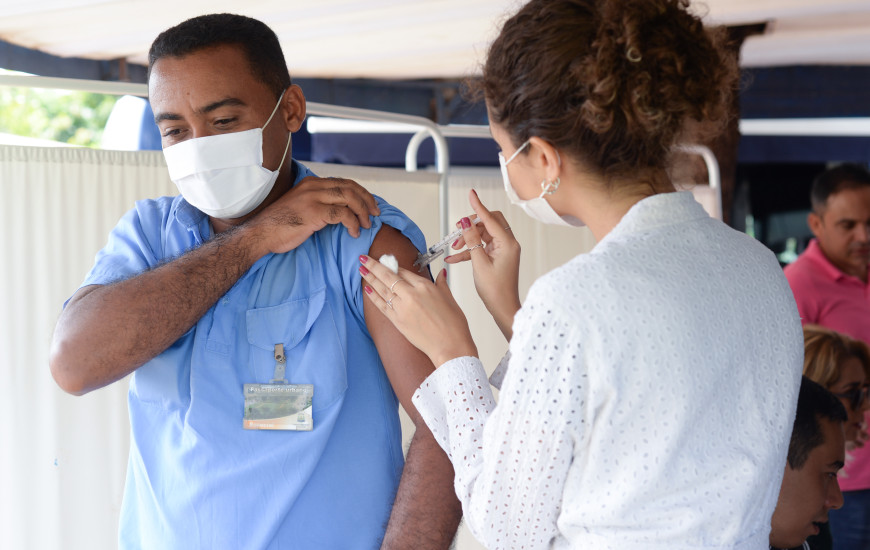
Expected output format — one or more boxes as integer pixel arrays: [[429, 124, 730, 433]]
[[50, 224, 265, 395], [381, 426, 462, 550]]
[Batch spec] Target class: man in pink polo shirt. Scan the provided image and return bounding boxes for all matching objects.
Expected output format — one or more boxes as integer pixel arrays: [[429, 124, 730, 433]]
[[785, 163, 870, 550]]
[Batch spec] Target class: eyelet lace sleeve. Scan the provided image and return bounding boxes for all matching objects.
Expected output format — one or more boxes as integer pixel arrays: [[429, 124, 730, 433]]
[[487, 351, 511, 390], [413, 304, 583, 550]]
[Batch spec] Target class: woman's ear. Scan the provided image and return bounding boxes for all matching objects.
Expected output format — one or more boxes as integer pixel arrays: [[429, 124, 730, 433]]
[[282, 84, 307, 133], [528, 136, 562, 182]]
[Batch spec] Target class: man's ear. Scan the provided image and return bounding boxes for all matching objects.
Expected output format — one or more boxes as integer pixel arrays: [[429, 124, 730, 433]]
[[281, 84, 307, 133], [808, 211, 824, 239], [528, 136, 562, 183]]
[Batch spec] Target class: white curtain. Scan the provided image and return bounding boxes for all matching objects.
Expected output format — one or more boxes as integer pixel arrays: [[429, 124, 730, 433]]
[[0, 145, 174, 550], [0, 145, 600, 550]]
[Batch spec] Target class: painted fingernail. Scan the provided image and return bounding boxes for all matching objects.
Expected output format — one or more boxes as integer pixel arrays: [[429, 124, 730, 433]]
[[452, 239, 459, 247], [359, 255, 368, 264], [460, 217, 471, 229], [359, 266, 370, 276], [364, 285, 373, 294], [441, 268, 447, 280]]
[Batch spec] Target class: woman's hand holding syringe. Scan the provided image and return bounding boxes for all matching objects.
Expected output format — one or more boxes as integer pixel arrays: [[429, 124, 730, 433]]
[[413, 218, 484, 272], [363, 190, 521, 359], [442, 191, 523, 342]]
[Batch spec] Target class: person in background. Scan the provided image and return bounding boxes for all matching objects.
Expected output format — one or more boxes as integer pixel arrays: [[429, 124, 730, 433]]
[[791, 326, 870, 550], [359, 0, 802, 547], [49, 13, 461, 550], [803, 325, 870, 445], [785, 164, 870, 550], [771, 376, 847, 550]]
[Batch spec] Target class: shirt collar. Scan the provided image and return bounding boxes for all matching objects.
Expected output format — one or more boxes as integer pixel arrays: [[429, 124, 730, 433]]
[[175, 197, 205, 229], [804, 238, 862, 283], [604, 191, 710, 242]]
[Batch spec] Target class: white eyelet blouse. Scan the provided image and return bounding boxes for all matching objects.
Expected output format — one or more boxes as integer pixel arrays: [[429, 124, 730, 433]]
[[413, 192, 803, 550]]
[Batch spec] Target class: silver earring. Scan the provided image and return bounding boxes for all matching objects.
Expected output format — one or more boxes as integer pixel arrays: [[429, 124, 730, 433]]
[[540, 177, 560, 196]]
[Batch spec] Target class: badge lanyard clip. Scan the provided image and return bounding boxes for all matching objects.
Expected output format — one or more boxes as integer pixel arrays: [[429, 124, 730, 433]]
[[270, 343, 288, 384], [244, 343, 314, 431]]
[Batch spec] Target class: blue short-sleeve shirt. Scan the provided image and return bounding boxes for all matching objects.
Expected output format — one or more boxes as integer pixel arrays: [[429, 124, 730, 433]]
[[80, 161, 426, 549]]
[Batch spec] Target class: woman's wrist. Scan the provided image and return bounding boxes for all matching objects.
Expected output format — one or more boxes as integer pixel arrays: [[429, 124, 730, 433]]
[[429, 343, 479, 370], [491, 300, 520, 341]]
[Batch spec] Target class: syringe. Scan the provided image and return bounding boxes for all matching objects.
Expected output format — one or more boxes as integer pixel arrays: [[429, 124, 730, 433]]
[[414, 218, 483, 272]]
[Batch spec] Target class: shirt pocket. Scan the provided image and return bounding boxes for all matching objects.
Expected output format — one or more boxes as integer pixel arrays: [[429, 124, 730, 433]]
[[246, 287, 348, 412]]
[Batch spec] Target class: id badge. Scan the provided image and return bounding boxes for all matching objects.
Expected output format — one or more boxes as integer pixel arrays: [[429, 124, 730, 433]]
[[243, 383, 314, 431]]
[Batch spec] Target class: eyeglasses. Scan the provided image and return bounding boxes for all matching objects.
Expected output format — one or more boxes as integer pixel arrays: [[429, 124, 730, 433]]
[[835, 386, 870, 411]]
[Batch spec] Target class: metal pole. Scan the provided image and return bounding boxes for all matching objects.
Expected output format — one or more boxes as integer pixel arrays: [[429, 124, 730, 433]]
[[674, 144, 722, 220]]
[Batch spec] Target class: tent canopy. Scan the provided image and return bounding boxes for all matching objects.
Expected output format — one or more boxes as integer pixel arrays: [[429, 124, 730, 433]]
[[1, 0, 870, 79]]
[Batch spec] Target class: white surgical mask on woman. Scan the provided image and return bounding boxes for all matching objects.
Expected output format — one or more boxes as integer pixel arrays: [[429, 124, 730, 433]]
[[163, 90, 291, 219], [499, 139, 584, 227]]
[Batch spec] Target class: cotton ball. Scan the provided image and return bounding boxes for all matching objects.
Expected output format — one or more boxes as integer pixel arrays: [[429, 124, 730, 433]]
[[379, 254, 399, 274]]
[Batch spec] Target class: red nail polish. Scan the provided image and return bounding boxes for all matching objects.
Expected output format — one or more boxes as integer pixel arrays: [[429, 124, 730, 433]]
[[364, 285, 373, 295], [452, 239, 459, 247], [441, 268, 447, 280], [461, 217, 471, 229], [359, 265, 369, 276], [359, 255, 368, 264]]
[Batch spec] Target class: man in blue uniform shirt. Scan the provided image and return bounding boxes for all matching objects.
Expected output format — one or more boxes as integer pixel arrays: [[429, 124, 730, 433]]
[[49, 13, 461, 550]]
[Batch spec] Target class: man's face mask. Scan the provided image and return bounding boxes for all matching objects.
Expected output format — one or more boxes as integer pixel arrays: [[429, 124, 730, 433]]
[[163, 90, 291, 219]]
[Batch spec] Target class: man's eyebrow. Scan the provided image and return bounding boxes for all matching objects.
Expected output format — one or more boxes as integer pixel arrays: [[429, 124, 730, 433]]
[[154, 112, 181, 124], [153, 98, 248, 124], [201, 97, 247, 113]]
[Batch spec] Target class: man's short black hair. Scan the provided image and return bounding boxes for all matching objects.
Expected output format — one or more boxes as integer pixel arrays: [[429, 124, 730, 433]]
[[810, 164, 870, 212], [787, 376, 847, 470], [148, 13, 291, 100]]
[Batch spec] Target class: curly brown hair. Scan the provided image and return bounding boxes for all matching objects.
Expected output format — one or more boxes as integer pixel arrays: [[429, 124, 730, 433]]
[[481, 0, 738, 182]]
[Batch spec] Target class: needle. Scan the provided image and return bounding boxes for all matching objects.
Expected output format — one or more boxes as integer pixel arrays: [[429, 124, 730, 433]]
[[413, 218, 483, 271]]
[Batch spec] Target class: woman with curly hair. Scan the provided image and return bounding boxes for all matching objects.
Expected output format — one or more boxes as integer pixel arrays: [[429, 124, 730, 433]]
[[359, 0, 803, 547]]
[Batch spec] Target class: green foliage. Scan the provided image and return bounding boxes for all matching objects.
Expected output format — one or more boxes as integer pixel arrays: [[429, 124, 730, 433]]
[[0, 86, 118, 147]]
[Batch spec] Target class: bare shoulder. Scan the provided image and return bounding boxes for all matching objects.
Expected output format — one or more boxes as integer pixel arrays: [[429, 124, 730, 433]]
[[368, 224, 419, 271]]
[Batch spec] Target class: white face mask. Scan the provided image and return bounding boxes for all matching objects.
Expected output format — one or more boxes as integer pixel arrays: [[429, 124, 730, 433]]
[[163, 90, 291, 219], [498, 139, 584, 227]]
